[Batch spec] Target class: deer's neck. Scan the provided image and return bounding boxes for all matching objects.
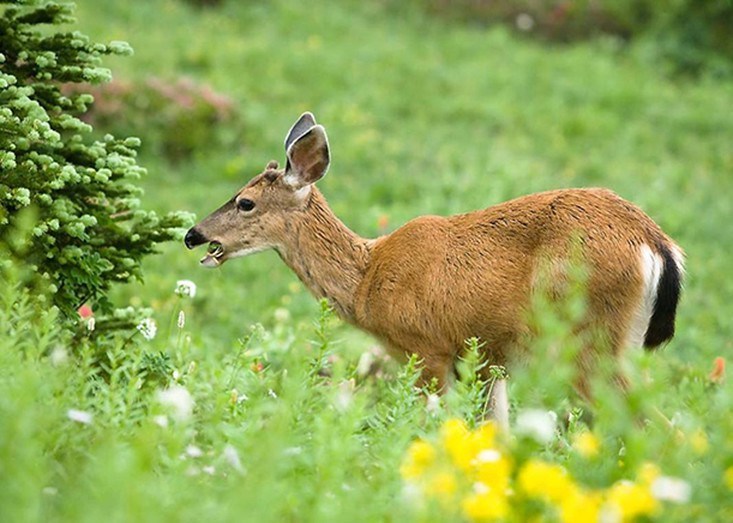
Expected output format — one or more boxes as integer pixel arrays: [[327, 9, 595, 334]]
[[276, 187, 372, 322]]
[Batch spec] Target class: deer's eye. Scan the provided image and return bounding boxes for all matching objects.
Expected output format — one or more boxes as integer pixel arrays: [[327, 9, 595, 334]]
[[237, 198, 255, 212]]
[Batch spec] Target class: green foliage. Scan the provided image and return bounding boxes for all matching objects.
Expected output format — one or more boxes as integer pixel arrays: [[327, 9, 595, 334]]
[[389, 0, 733, 76], [0, 0, 192, 319], [66, 76, 246, 163]]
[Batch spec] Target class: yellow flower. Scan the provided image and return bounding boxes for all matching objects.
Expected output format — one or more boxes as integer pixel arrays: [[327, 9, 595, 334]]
[[518, 459, 574, 503], [724, 466, 733, 491], [559, 486, 603, 523], [424, 470, 458, 500], [474, 449, 512, 494], [690, 429, 709, 455], [440, 419, 501, 472], [462, 487, 509, 521], [400, 439, 436, 480], [572, 431, 600, 458], [606, 480, 659, 520], [637, 462, 661, 486], [440, 419, 472, 469]]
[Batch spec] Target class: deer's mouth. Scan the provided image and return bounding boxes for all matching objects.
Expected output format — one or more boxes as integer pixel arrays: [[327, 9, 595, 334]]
[[200, 241, 225, 268]]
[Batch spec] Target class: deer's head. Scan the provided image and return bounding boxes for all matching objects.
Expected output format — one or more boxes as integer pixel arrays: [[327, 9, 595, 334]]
[[184, 112, 330, 267]]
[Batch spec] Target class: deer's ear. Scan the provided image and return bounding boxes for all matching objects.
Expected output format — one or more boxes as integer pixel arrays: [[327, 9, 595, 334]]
[[284, 112, 317, 152], [284, 125, 330, 188]]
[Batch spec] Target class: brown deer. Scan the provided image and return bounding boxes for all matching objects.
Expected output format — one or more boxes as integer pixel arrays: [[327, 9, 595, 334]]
[[185, 112, 684, 428]]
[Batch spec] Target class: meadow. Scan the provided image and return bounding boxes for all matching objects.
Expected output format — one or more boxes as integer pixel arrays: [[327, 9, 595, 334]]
[[2, 0, 733, 521]]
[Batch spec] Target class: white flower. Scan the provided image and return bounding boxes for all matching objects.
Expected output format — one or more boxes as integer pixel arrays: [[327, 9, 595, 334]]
[[356, 350, 375, 377], [67, 409, 93, 425], [202, 465, 216, 475], [652, 476, 691, 503], [426, 393, 441, 413], [153, 415, 169, 428], [177, 310, 185, 329], [273, 307, 290, 323], [136, 318, 157, 340], [175, 279, 197, 298], [516, 409, 557, 444], [156, 385, 194, 422], [87, 317, 95, 332], [186, 445, 203, 458], [50, 347, 68, 366], [333, 380, 354, 412], [223, 444, 243, 473]]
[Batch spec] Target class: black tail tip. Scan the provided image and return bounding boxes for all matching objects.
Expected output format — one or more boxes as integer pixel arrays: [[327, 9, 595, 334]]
[[643, 243, 683, 349]]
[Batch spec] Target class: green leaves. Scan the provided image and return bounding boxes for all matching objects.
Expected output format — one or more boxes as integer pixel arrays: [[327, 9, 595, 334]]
[[0, 1, 191, 321]]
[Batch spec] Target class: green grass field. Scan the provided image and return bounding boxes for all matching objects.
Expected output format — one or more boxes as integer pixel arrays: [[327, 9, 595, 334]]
[[2, 0, 733, 521]]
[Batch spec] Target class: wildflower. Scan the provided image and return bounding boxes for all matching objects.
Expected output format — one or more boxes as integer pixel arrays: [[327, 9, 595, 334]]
[[651, 476, 691, 504], [177, 310, 185, 329], [153, 415, 168, 428], [273, 307, 290, 323], [572, 431, 600, 458], [462, 484, 509, 521], [87, 317, 95, 332], [518, 459, 574, 502], [175, 279, 197, 298], [515, 409, 557, 444], [400, 440, 437, 480], [637, 462, 661, 486], [202, 465, 216, 475], [605, 480, 658, 520], [709, 356, 725, 383], [558, 487, 602, 523], [441, 419, 474, 470], [156, 385, 194, 422], [334, 380, 354, 412], [356, 350, 375, 377], [223, 444, 243, 473], [186, 445, 203, 458], [136, 318, 157, 340], [724, 466, 733, 491], [50, 346, 68, 366], [78, 304, 93, 318], [690, 428, 709, 455], [474, 448, 512, 494], [424, 471, 458, 500], [426, 393, 441, 413], [67, 409, 93, 425]]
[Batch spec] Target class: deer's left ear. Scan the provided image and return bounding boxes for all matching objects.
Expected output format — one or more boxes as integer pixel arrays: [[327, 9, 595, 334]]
[[284, 124, 330, 189]]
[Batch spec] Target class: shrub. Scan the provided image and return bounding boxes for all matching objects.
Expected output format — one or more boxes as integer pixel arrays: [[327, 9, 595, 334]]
[[395, 0, 733, 75], [65, 76, 245, 163], [0, 0, 191, 320]]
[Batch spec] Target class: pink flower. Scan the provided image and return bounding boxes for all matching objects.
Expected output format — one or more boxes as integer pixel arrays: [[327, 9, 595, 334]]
[[78, 304, 93, 319]]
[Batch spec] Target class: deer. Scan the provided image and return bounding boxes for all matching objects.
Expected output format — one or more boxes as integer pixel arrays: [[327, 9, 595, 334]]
[[184, 112, 684, 430]]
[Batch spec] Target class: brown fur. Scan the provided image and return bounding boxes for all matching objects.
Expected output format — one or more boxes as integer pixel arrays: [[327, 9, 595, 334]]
[[186, 113, 683, 395]]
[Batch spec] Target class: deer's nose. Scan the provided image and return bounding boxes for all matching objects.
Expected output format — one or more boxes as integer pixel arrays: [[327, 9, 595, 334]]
[[184, 227, 208, 249]]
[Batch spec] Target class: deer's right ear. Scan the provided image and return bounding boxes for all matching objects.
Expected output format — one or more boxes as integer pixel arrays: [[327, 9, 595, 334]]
[[284, 125, 330, 189], [284, 112, 317, 151]]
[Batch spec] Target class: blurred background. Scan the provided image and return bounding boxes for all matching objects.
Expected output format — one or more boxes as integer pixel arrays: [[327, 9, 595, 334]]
[[72, 0, 733, 359]]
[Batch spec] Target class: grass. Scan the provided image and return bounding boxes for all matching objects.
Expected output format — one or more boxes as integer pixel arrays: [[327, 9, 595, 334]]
[[2, 0, 733, 521]]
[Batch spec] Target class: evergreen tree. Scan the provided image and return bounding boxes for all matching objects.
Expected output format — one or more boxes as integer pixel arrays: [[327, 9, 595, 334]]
[[0, 0, 191, 319]]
